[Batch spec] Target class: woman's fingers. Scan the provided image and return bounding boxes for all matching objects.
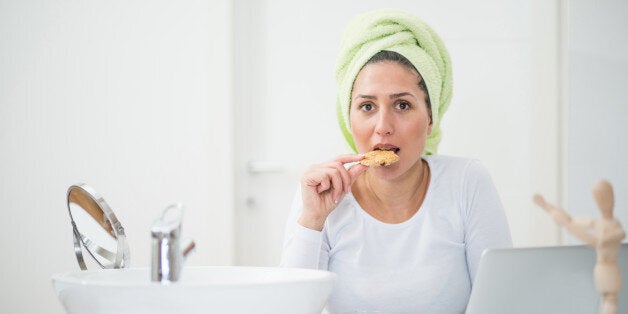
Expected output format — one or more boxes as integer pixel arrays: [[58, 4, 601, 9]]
[[299, 155, 364, 231], [327, 162, 352, 195], [328, 168, 344, 202], [349, 164, 368, 183], [316, 174, 331, 193], [320, 159, 367, 197], [333, 153, 365, 164], [310, 168, 340, 199], [303, 154, 366, 201], [326, 154, 363, 193]]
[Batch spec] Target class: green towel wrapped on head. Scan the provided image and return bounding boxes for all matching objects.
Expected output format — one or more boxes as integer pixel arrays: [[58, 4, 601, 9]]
[[335, 9, 453, 155]]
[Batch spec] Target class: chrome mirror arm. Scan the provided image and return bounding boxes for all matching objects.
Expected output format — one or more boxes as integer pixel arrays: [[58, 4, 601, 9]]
[[72, 224, 88, 270]]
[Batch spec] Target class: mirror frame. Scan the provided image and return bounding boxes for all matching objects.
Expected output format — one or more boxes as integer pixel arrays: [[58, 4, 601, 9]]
[[66, 183, 130, 269]]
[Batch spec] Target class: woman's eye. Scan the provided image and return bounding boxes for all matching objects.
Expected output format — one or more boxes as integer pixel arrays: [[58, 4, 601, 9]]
[[360, 103, 373, 111], [396, 101, 411, 110]]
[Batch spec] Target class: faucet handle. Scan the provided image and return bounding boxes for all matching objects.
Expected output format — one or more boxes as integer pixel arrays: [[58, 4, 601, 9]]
[[151, 203, 184, 236], [181, 237, 196, 258]]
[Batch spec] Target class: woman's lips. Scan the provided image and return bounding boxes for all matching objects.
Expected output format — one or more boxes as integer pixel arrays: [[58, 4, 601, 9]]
[[373, 144, 400, 154]]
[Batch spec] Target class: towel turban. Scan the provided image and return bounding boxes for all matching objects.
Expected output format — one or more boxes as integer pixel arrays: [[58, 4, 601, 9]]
[[335, 9, 453, 155]]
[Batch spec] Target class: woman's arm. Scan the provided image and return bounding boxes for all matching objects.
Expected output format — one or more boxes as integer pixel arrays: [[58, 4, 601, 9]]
[[281, 154, 366, 269], [462, 160, 513, 284], [279, 187, 330, 270]]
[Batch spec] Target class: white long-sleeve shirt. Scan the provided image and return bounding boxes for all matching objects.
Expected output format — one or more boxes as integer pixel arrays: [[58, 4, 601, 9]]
[[280, 155, 512, 314]]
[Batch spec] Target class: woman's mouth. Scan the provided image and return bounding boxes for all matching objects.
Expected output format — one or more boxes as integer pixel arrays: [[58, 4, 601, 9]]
[[373, 144, 400, 154]]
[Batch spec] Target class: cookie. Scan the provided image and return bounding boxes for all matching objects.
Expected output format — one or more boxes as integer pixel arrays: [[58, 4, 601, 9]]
[[359, 150, 400, 167]]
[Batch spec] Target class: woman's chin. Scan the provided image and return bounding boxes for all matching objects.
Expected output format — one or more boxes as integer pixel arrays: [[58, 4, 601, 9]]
[[366, 156, 425, 182], [367, 162, 403, 180]]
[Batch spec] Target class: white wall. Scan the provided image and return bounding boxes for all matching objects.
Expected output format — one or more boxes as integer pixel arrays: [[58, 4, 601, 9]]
[[435, 0, 562, 246], [566, 0, 628, 242], [0, 1, 233, 313]]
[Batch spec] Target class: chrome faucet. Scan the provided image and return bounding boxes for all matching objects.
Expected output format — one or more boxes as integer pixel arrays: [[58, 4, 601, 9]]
[[151, 203, 195, 282]]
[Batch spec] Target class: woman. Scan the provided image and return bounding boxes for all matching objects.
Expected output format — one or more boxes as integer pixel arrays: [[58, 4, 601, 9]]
[[280, 9, 512, 313]]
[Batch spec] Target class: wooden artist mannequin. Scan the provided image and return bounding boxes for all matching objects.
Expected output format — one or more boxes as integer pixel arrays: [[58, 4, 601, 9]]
[[534, 180, 625, 314]]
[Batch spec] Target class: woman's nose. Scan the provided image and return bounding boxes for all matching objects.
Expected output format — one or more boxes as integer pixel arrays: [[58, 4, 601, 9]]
[[374, 109, 394, 136]]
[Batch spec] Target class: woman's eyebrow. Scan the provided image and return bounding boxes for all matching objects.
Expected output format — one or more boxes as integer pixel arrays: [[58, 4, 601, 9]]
[[354, 94, 377, 101], [353, 93, 417, 101], [389, 92, 416, 99]]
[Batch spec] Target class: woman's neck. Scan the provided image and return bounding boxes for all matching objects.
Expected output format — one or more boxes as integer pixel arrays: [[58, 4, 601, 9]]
[[354, 158, 429, 223]]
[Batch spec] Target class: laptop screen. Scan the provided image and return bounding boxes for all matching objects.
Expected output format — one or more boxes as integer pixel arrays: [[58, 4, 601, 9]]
[[466, 244, 628, 314]]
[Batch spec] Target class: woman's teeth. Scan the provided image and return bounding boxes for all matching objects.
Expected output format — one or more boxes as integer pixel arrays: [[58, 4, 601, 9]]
[[374, 148, 400, 154]]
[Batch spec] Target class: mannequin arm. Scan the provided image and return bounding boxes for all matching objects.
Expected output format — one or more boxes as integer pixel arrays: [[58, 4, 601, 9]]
[[563, 222, 596, 246], [533, 195, 597, 245], [572, 216, 595, 229]]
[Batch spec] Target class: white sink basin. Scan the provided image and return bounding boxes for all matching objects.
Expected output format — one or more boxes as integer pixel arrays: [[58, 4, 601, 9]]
[[52, 266, 336, 314]]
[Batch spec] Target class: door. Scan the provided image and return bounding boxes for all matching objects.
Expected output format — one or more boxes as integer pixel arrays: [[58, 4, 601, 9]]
[[233, 0, 350, 265]]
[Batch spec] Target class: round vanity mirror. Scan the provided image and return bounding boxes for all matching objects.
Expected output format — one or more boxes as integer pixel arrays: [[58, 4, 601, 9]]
[[66, 184, 130, 270]]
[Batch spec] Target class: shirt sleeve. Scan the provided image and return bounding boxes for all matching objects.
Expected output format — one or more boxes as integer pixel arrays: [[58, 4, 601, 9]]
[[461, 160, 513, 284], [279, 187, 330, 270]]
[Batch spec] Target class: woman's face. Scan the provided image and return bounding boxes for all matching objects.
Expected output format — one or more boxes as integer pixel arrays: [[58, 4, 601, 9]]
[[350, 61, 432, 180]]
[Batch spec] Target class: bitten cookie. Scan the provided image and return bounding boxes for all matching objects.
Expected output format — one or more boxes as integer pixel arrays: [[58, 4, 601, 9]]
[[359, 150, 400, 167]]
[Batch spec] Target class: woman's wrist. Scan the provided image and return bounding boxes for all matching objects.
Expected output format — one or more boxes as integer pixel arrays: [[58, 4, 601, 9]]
[[297, 212, 326, 231]]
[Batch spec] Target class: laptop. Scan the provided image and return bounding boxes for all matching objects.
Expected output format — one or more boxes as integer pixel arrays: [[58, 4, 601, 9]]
[[466, 243, 628, 314]]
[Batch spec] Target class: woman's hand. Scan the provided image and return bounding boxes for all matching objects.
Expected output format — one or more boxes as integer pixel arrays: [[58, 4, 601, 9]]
[[298, 154, 368, 231]]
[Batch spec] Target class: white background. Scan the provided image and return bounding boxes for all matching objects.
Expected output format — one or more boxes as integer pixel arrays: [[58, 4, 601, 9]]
[[566, 0, 628, 242], [0, 0, 625, 313], [0, 1, 233, 313]]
